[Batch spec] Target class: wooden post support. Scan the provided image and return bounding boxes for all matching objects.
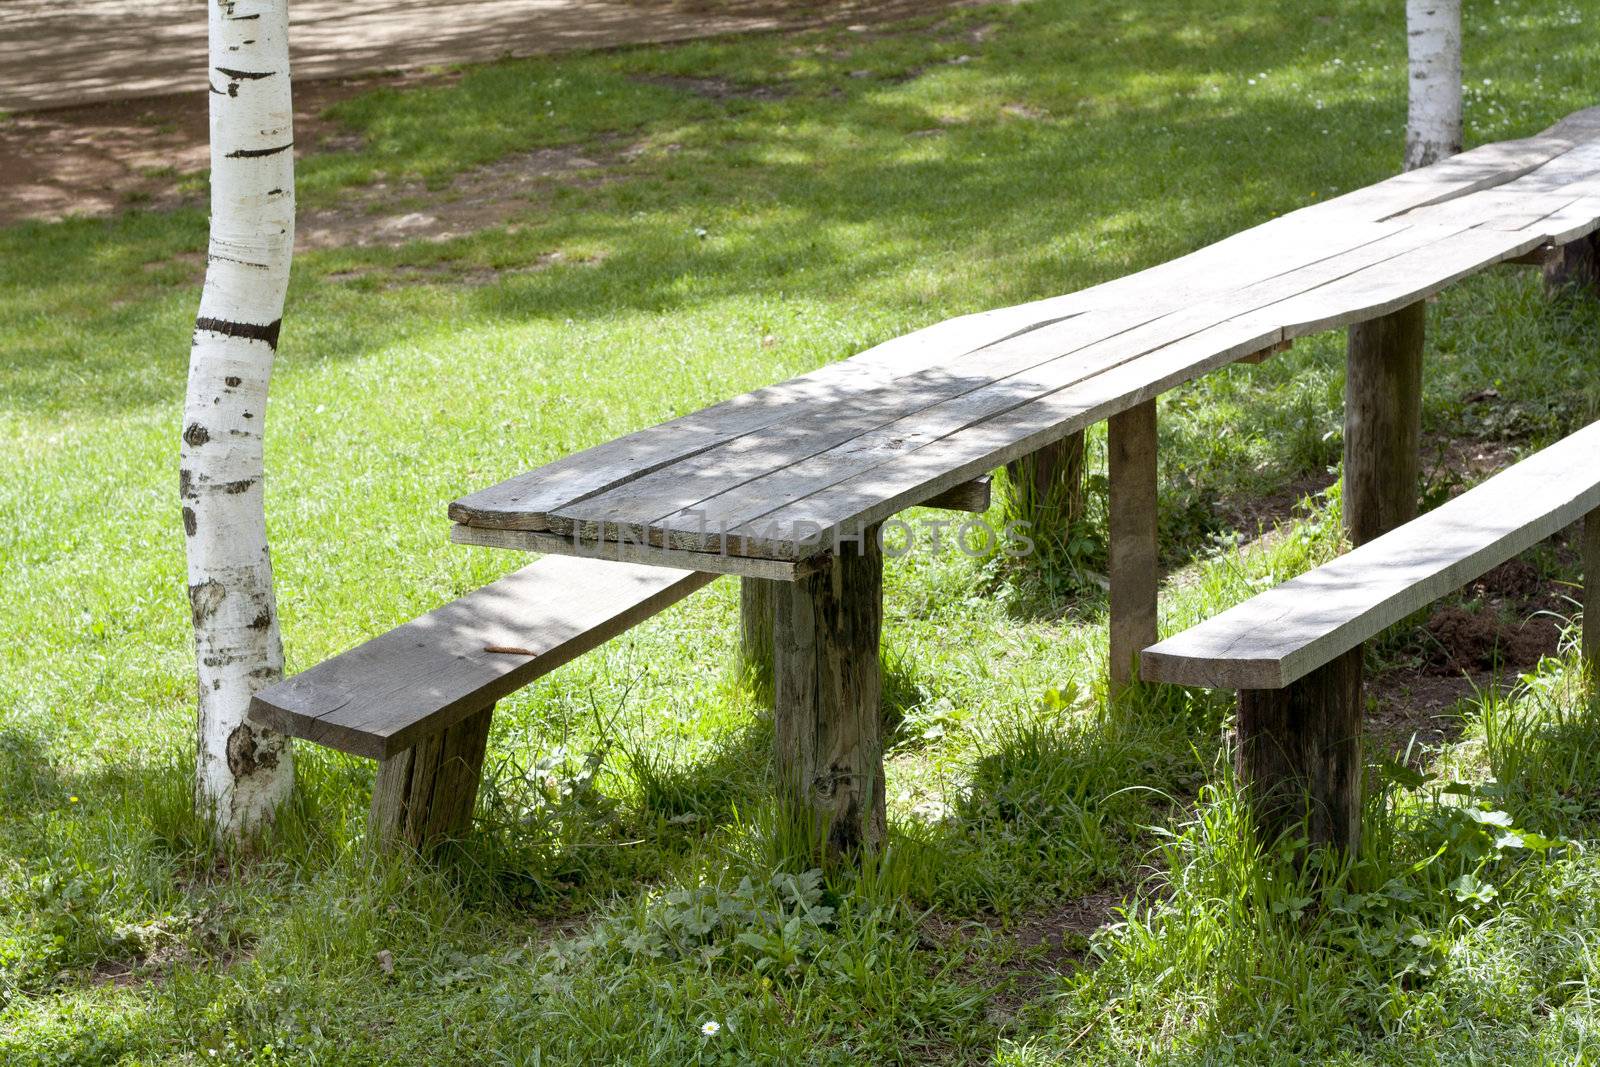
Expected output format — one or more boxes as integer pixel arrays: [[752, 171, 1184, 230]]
[[1585, 509, 1600, 703], [1108, 400, 1159, 697], [1235, 647, 1364, 855], [370, 704, 494, 852], [1544, 234, 1600, 298], [1006, 431, 1086, 542], [772, 527, 885, 862], [740, 576, 778, 696], [1345, 301, 1425, 547]]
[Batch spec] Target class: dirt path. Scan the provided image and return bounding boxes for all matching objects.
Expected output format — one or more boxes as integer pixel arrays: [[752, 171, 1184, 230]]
[[0, 0, 793, 113], [0, 0, 953, 229]]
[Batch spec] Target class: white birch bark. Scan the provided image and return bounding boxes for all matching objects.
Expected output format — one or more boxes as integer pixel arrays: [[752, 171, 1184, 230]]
[[181, 0, 296, 838], [1404, 0, 1463, 171]]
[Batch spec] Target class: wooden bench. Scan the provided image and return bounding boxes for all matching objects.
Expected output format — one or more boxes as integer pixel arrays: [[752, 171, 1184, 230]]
[[245, 480, 993, 851], [450, 106, 1600, 860], [247, 556, 712, 849], [1140, 420, 1600, 854]]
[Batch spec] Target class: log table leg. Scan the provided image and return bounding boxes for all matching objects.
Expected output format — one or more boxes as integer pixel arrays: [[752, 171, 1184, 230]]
[[1006, 431, 1086, 540], [1544, 233, 1600, 298], [1109, 400, 1159, 699], [370, 704, 494, 852], [1585, 509, 1600, 704], [740, 576, 778, 698], [773, 528, 885, 862], [1345, 302, 1425, 547], [1235, 647, 1364, 855]]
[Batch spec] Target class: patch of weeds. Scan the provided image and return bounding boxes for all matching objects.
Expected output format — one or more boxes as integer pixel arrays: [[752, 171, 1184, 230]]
[[463, 744, 649, 906]]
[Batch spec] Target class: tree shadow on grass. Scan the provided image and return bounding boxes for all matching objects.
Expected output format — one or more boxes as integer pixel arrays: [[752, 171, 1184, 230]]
[[0, 726, 375, 1000], [0, 0, 1437, 423], [890, 681, 1228, 918]]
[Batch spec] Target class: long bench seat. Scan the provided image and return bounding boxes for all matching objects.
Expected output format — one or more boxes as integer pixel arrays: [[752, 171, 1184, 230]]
[[248, 556, 712, 847], [1140, 419, 1600, 852]]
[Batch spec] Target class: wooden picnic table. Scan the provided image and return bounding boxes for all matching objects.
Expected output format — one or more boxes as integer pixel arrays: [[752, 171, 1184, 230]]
[[450, 105, 1600, 858]]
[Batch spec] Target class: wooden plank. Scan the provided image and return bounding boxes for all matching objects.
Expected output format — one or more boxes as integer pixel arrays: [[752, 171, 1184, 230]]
[[449, 523, 820, 580], [773, 529, 885, 862], [247, 556, 713, 758], [1344, 301, 1425, 546], [450, 109, 1600, 537], [370, 703, 494, 851], [1237, 648, 1364, 854], [1140, 419, 1600, 691], [1333, 113, 1600, 220], [923, 475, 992, 513], [1263, 228, 1539, 338], [622, 223, 1481, 554], [679, 227, 1534, 560], [1533, 196, 1600, 247], [450, 222, 1413, 534], [708, 318, 1278, 559], [1235, 339, 1292, 365], [1108, 400, 1158, 697]]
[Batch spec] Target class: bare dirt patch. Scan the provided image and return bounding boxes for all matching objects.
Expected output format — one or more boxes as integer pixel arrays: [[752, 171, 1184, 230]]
[[922, 883, 1133, 1012], [1367, 550, 1579, 760], [630, 74, 794, 101], [0, 71, 451, 229], [0, 0, 974, 232], [298, 144, 616, 251]]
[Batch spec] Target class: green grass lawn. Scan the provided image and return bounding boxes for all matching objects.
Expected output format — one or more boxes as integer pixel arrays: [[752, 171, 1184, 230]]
[[5, 0, 1600, 1062]]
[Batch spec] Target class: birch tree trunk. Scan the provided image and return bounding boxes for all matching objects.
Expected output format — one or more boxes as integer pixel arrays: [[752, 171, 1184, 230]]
[[180, 0, 297, 839], [1404, 0, 1463, 171]]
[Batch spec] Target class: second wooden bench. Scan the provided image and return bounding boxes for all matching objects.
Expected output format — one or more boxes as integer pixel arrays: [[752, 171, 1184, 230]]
[[1140, 418, 1600, 853]]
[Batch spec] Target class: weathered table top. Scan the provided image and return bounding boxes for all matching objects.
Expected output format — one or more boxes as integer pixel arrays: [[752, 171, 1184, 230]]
[[451, 106, 1600, 578]]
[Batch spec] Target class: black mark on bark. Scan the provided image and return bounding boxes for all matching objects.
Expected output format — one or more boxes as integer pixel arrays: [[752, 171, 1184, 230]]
[[183, 506, 197, 537], [189, 579, 226, 625], [225, 142, 293, 159], [179, 468, 192, 497], [220, 478, 256, 495], [225, 376, 242, 387], [194, 316, 282, 349], [214, 67, 275, 80], [183, 422, 211, 447], [248, 610, 272, 630], [226, 723, 278, 777], [206, 253, 271, 271]]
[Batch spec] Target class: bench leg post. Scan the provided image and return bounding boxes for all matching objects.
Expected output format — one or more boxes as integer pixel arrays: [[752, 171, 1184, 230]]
[[1235, 647, 1363, 856], [1345, 301, 1424, 548], [772, 528, 885, 863], [1109, 400, 1159, 699], [1006, 431, 1086, 543], [370, 703, 494, 853], [1585, 509, 1600, 704], [740, 576, 778, 701], [1544, 233, 1600, 299]]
